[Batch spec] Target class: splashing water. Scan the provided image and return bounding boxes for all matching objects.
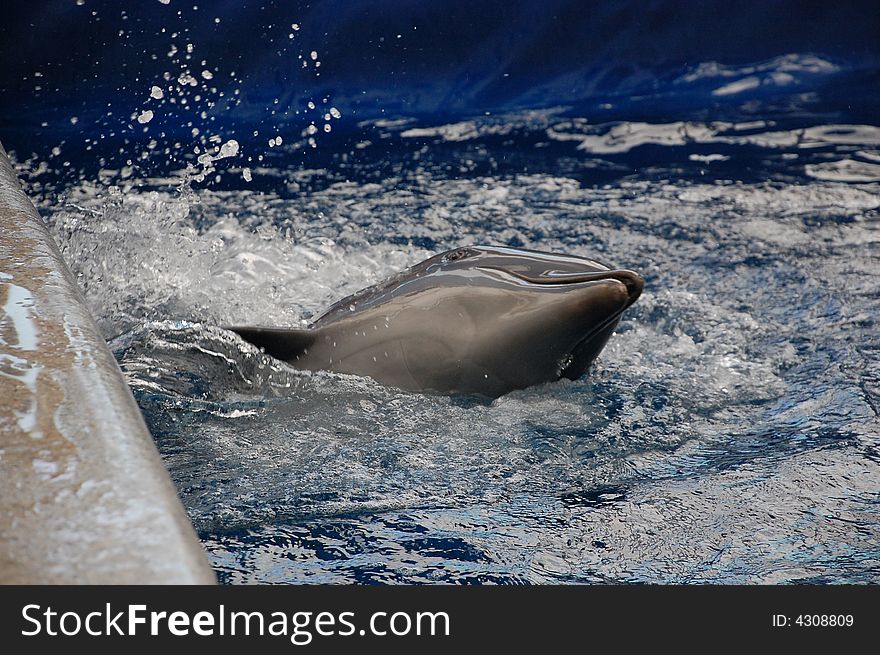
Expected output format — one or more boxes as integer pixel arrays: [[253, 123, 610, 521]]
[[24, 95, 879, 584]]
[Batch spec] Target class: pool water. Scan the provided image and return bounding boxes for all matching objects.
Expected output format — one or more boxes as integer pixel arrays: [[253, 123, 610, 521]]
[[22, 82, 880, 583]]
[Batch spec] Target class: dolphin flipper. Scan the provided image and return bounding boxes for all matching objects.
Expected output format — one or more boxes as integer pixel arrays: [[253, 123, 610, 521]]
[[225, 326, 316, 362]]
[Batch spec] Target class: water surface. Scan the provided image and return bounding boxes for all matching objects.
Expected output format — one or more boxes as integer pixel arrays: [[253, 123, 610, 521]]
[[23, 85, 880, 583]]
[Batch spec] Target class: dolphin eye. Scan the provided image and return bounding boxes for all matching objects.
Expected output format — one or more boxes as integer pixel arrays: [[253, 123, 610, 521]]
[[444, 248, 470, 262]]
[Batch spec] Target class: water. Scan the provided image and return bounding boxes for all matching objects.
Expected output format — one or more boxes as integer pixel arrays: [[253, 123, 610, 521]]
[[14, 93, 877, 583], [3, 2, 878, 583]]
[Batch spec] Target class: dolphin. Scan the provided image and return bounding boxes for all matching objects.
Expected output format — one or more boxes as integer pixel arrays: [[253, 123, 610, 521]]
[[226, 245, 643, 398]]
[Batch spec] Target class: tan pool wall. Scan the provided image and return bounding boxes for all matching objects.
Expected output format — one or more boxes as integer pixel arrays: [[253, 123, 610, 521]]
[[0, 143, 215, 584]]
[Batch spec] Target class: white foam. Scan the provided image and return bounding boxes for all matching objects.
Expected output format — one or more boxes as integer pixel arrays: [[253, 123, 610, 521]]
[[545, 119, 880, 155], [805, 159, 880, 182], [712, 76, 761, 96]]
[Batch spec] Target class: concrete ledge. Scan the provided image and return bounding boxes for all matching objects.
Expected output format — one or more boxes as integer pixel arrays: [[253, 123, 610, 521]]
[[0, 143, 215, 584]]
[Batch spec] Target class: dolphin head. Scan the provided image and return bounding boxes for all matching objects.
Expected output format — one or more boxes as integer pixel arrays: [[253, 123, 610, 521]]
[[309, 245, 643, 396]]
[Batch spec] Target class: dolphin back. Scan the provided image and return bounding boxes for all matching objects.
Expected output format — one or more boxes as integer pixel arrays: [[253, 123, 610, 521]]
[[225, 325, 316, 362]]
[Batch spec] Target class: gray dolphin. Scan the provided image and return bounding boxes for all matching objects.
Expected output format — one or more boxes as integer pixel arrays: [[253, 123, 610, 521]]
[[226, 245, 643, 397]]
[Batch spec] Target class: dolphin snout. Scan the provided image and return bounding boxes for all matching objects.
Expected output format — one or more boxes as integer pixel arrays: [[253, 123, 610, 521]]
[[606, 270, 644, 306]]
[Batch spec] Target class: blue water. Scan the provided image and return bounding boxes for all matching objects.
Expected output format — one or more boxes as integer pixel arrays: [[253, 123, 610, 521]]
[[3, 2, 879, 584]]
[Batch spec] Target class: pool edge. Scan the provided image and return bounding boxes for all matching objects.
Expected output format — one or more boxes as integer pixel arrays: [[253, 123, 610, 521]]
[[0, 143, 216, 584]]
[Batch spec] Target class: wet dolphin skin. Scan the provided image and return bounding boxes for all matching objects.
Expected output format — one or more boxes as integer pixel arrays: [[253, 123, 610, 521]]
[[227, 246, 644, 397]]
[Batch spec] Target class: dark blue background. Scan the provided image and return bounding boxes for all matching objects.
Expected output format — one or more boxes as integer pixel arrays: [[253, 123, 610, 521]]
[[1, 1, 877, 158]]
